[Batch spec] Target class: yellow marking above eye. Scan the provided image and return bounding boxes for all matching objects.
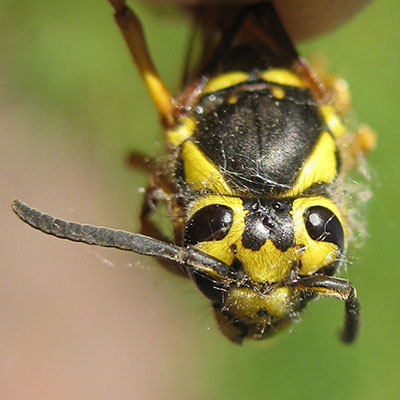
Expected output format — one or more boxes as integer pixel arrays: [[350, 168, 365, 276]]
[[188, 194, 243, 219], [188, 195, 245, 271], [291, 196, 346, 276], [282, 131, 337, 197], [203, 71, 249, 94]]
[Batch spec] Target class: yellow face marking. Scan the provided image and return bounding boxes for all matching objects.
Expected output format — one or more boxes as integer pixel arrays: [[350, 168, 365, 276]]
[[320, 105, 345, 138], [188, 195, 243, 268], [167, 117, 196, 146], [203, 71, 249, 94], [181, 141, 233, 194], [259, 69, 305, 87], [238, 242, 298, 283], [188, 195, 298, 283], [283, 132, 337, 197], [291, 197, 346, 275], [188, 194, 346, 282], [271, 86, 285, 99]]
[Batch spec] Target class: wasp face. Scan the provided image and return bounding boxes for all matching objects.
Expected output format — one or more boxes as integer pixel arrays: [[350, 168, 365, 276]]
[[182, 193, 346, 342], [184, 194, 345, 283]]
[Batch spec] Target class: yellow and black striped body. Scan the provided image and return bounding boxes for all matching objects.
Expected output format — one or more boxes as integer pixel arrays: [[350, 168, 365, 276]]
[[10, 1, 369, 345], [167, 68, 348, 342]]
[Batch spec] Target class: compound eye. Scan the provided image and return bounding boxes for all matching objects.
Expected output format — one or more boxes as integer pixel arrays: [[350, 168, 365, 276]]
[[184, 204, 234, 246], [304, 206, 344, 250]]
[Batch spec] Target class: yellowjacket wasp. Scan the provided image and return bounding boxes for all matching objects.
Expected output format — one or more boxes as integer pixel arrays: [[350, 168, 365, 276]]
[[12, 0, 374, 343]]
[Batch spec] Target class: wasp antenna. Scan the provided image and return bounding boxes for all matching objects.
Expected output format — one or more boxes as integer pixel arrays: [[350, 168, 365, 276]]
[[11, 199, 231, 278]]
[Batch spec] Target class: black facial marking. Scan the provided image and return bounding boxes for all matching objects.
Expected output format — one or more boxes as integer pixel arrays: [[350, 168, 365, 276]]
[[242, 199, 295, 251], [257, 308, 268, 317], [230, 257, 245, 279]]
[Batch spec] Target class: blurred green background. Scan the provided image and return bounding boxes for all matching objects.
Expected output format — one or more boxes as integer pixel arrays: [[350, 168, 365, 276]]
[[1, 0, 399, 399]]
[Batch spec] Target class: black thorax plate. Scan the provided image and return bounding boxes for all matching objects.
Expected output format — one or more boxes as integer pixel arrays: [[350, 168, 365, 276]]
[[193, 82, 325, 195]]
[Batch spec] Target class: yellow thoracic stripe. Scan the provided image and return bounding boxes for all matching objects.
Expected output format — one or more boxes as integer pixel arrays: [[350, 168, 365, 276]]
[[203, 71, 249, 94], [259, 69, 305, 87], [167, 117, 196, 147], [320, 104, 345, 138], [202, 68, 306, 95], [181, 141, 233, 194], [283, 131, 337, 197]]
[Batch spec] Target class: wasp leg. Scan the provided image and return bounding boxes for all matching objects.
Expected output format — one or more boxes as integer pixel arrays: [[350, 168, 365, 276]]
[[310, 57, 352, 114], [126, 150, 153, 172], [107, 0, 174, 127], [140, 181, 168, 240], [326, 75, 351, 114], [213, 306, 247, 344], [337, 123, 376, 174], [352, 124, 377, 156], [124, 154, 171, 244], [139, 180, 189, 277], [294, 275, 360, 343], [124, 153, 172, 245]]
